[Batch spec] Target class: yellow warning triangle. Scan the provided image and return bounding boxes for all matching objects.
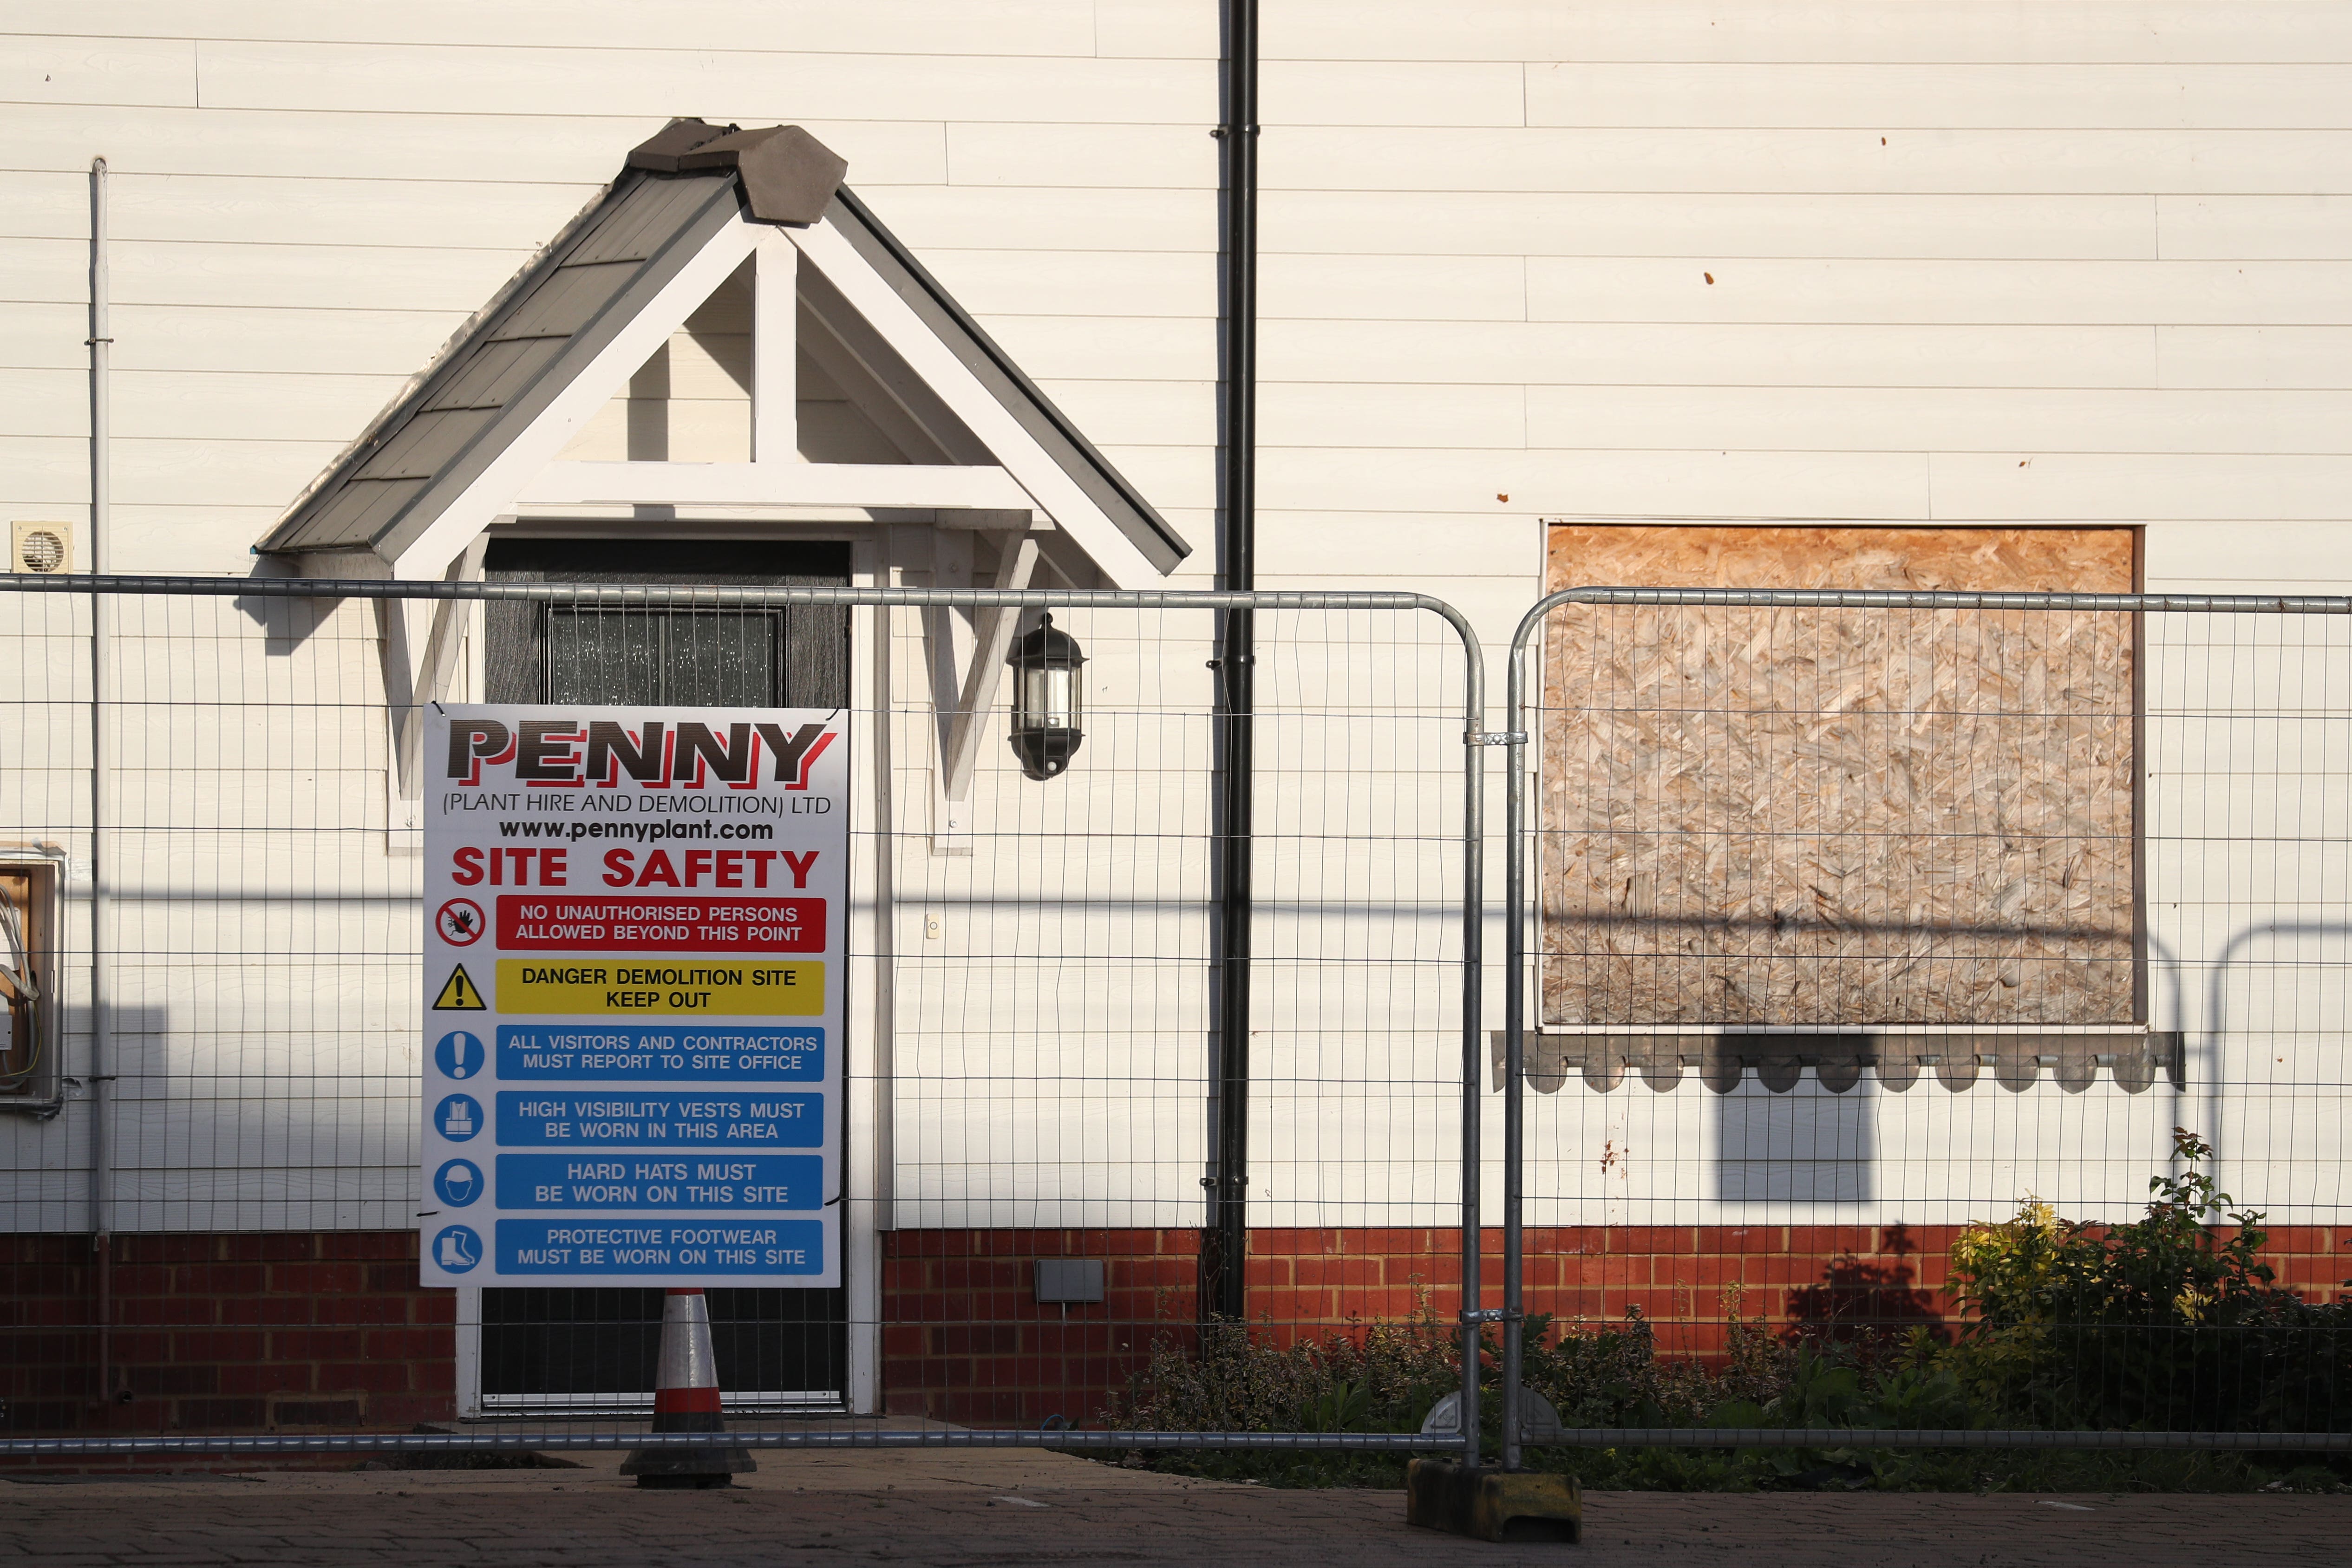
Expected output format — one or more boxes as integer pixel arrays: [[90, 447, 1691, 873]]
[[432, 966, 486, 1011]]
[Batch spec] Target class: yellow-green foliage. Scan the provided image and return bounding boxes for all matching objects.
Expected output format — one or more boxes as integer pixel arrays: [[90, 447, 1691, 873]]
[[1114, 1130, 2349, 1477], [1942, 1129, 2349, 1431]]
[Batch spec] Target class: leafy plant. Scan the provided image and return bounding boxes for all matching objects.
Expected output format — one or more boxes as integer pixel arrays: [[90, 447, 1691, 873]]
[[1945, 1128, 2352, 1432], [1105, 1133, 2351, 1490], [1111, 1290, 1458, 1442]]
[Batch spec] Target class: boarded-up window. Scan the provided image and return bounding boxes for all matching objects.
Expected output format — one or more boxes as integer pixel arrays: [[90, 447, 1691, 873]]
[[1540, 525, 2137, 1028]]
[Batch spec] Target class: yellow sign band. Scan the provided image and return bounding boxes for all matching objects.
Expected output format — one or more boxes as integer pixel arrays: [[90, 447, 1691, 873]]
[[494, 959, 824, 1017]]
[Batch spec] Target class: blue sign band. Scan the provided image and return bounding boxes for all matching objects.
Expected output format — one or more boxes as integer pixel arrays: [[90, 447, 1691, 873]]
[[495, 1153, 823, 1211], [496, 1025, 821, 1082], [494, 1219, 825, 1275], [492, 1091, 821, 1148]]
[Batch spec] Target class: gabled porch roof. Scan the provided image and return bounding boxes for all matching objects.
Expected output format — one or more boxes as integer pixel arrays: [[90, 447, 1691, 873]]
[[255, 120, 1188, 587]]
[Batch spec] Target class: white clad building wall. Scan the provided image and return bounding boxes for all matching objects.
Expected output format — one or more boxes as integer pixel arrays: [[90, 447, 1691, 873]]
[[1, 4, 2350, 1239]]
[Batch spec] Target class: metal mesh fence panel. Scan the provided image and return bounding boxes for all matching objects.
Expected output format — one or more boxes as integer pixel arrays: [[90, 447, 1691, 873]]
[[0, 577, 1483, 1461], [1502, 588, 2352, 1462]]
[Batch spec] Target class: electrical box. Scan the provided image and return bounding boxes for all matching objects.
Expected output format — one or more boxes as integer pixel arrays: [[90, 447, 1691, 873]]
[[1033, 1259, 1104, 1305], [0, 851, 63, 1101], [11, 521, 72, 575]]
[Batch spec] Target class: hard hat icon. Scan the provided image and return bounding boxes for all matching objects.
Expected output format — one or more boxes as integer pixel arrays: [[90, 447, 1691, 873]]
[[434, 1158, 483, 1207]]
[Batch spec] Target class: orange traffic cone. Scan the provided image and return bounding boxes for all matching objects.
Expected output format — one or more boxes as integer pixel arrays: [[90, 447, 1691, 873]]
[[620, 1289, 754, 1488]]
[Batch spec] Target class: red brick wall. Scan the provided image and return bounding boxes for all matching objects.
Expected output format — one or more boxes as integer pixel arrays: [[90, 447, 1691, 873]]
[[1516, 1222, 2347, 1358], [877, 1226, 1487, 1424], [875, 1222, 2350, 1424], [879, 1228, 1201, 1425], [10, 1223, 2341, 1437], [871, 1223, 1963, 1426], [1511, 1223, 1960, 1355], [1, 1231, 454, 1436]]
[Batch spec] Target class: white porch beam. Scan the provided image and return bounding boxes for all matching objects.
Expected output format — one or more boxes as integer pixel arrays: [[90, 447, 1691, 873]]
[[518, 461, 1031, 510], [752, 234, 796, 462]]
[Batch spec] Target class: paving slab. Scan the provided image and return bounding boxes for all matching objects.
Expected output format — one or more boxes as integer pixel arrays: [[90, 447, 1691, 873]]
[[3, 1450, 2345, 1566]]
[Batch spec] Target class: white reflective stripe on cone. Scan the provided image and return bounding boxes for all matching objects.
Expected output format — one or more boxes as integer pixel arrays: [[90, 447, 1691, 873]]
[[654, 1288, 722, 1416]]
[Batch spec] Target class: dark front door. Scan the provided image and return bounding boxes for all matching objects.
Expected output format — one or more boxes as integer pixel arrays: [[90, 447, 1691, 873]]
[[476, 538, 851, 1412]]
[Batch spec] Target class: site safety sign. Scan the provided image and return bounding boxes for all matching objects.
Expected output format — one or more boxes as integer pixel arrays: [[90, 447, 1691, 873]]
[[418, 704, 846, 1288]]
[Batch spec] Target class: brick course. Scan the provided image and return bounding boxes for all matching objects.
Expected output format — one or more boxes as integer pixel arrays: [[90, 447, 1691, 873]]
[[7, 1222, 2342, 1435], [0, 1231, 453, 1436], [873, 1221, 2350, 1424], [878, 1227, 1206, 1425]]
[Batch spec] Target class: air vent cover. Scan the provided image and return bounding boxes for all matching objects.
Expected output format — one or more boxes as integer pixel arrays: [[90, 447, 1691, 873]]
[[1033, 1258, 1104, 1304], [11, 522, 71, 575]]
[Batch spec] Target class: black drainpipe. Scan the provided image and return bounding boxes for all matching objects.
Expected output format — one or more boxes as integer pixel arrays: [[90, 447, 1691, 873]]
[[1201, 0, 1258, 1325]]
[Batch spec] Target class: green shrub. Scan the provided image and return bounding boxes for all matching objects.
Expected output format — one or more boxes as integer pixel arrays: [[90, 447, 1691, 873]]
[[1104, 1293, 1463, 1487], [1104, 1132, 2350, 1487], [1111, 1293, 1459, 1439], [1946, 1128, 2352, 1432]]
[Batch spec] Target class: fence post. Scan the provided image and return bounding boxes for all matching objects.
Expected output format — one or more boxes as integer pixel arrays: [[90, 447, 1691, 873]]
[[1498, 598, 1546, 1473], [1457, 615, 1487, 1470]]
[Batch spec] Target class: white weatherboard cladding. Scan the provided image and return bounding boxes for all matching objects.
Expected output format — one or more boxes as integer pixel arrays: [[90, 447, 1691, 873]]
[[3, 1, 2352, 1238]]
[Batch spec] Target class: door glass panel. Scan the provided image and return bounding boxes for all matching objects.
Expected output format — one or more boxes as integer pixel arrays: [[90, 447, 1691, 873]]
[[544, 609, 778, 706], [668, 610, 777, 706], [483, 538, 848, 711], [544, 609, 662, 705]]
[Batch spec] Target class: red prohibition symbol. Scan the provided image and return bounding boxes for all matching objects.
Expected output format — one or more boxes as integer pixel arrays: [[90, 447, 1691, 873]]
[[436, 897, 486, 946]]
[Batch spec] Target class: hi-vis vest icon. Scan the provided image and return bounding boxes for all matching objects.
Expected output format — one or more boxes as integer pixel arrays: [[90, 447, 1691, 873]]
[[433, 966, 486, 1010]]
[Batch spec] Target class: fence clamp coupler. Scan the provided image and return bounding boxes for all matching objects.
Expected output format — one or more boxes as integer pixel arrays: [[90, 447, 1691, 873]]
[[1466, 731, 1528, 746], [1459, 1307, 1517, 1324]]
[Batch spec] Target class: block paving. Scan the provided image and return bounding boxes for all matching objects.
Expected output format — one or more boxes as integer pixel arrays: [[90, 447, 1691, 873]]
[[2, 1447, 2345, 1567]]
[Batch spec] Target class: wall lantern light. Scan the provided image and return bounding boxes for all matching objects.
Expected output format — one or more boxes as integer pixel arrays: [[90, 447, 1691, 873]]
[[1006, 613, 1085, 781]]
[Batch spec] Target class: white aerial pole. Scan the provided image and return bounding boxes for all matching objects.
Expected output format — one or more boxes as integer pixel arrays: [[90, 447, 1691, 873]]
[[86, 153, 113, 1411]]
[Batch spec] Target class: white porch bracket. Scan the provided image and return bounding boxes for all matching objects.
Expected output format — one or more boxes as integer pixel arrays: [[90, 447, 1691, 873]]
[[382, 534, 489, 830], [931, 531, 1041, 851]]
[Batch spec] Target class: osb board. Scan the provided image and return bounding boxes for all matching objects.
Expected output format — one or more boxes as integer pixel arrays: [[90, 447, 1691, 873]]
[[1541, 526, 2136, 1027]]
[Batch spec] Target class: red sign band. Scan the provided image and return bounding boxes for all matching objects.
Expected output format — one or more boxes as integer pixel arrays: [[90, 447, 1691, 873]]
[[494, 895, 825, 953]]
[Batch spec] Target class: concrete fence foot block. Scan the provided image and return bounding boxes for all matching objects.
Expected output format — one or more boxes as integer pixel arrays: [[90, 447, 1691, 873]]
[[1405, 1457, 1581, 1544]]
